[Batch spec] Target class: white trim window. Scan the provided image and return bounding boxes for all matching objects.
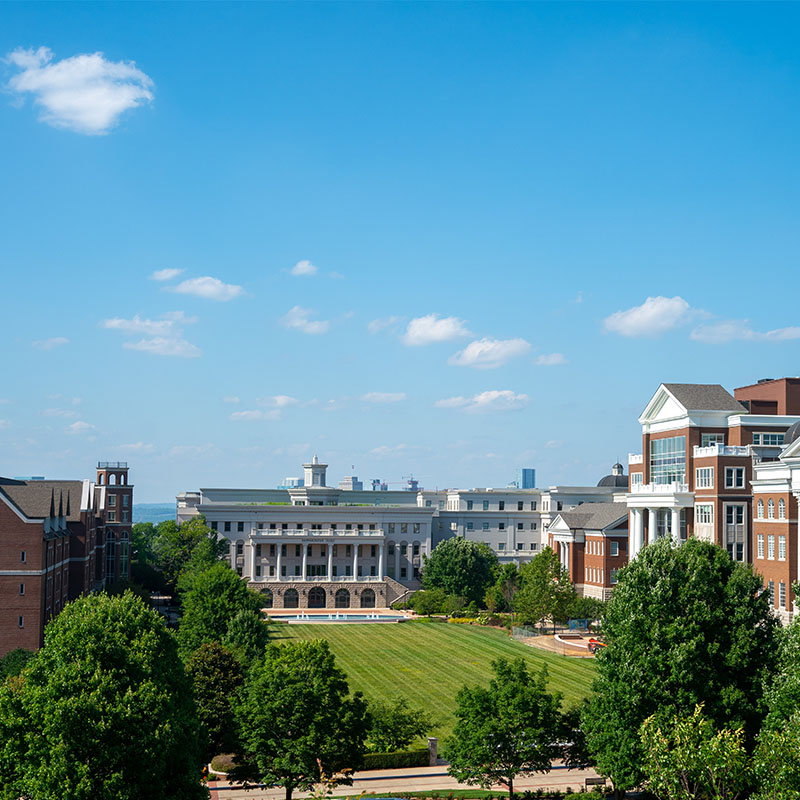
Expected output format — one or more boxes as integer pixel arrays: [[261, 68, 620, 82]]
[[695, 468, 714, 489], [768, 534, 775, 560], [779, 582, 787, 609], [695, 504, 714, 525], [725, 467, 746, 489], [757, 499, 764, 519], [757, 534, 764, 559], [610, 569, 619, 584], [768, 499, 775, 519], [610, 541, 619, 557], [779, 499, 786, 519], [701, 433, 725, 447], [753, 432, 785, 446], [779, 536, 786, 561], [631, 472, 643, 486]]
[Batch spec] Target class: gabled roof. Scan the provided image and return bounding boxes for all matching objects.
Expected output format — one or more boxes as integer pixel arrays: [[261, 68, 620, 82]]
[[662, 384, 745, 412], [0, 479, 83, 522], [556, 502, 628, 531]]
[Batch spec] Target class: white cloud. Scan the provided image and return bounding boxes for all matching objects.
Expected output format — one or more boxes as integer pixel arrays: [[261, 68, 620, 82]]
[[166, 443, 217, 458], [66, 420, 95, 434], [123, 337, 201, 358], [604, 296, 692, 338], [172, 276, 244, 302], [370, 444, 409, 457], [257, 395, 298, 408], [280, 306, 330, 335], [368, 316, 402, 335], [223, 396, 240, 404], [32, 337, 68, 350], [230, 409, 281, 421], [102, 312, 200, 357], [690, 320, 800, 344], [545, 440, 563, 449], [6, 46, 153, 135], [402, 314, 471, 346], [534, 353, 567, 366], [362, 392, 406, 403], [150, 268, 184, 281], [289, 259, 317, 277], [43, 408, 77, 418], [117, 442, 155, 453], [434, 390, 529, 413], [0, 420, 10, 429], [329, 271, 345, 280], [448, 338, 531, 369]]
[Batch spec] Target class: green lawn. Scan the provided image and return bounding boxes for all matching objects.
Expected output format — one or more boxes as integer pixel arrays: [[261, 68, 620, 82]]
[[268, 621, 596, 740]]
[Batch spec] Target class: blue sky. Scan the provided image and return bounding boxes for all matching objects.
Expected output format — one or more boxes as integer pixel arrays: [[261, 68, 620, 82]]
[[2, 2, 800, 501]]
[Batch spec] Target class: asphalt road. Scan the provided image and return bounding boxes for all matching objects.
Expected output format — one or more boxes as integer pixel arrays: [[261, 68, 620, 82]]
[[208, 763, 602, 799]]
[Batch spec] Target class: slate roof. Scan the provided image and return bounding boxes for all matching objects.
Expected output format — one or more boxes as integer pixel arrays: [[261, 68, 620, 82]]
[[0, 479, 83, 522], [662, 383, 746, 412], [556, 502, 628, 531]]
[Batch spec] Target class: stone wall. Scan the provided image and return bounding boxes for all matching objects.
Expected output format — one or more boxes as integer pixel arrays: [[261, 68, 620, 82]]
[[248, 579, 409, 609]]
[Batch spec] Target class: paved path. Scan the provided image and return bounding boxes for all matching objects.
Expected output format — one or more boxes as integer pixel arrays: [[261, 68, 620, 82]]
[[208, 763, 601, 798]]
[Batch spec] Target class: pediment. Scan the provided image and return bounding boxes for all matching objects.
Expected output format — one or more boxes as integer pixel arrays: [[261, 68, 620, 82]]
[[639, 385, 686, 425]]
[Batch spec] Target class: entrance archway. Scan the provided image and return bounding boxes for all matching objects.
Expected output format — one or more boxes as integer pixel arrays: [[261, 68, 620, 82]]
[[283, 588, 299, 609], [360, 588, 376, 608], [335, 588, 350, 608], [308, 586, 326, 609]]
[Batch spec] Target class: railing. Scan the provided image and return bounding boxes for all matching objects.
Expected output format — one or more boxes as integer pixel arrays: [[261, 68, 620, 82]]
[[98, 462, 128, 469], [693, 444, 750, 458], [628, 453, 643, 465], [269, 575, 383, 583], [253, 528, 385, 538], [630, 481, 690, 495]]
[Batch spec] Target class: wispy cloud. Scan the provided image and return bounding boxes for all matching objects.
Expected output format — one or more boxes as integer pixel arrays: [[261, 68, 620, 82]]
[[117, 441, 155, 453], [171, 276, 244, 301], [289, 259, 317, 277], [257, 395, 299, 408], [434, 390, 529, 413], [230, 409, 281, 421], [370, 444, 410, 456], [223, 396, 240, 404], [6, 46, 153, 135], [362, 392, 407, 403], [43, 408, 77, 418], [402, 314, 471, 346], [32, 336, 69, 350], [534, 353, 567, 366], [102, 312, 200, 357], [150, 268, 184, 281], [66, 420, 95, 434], [690, 320, 800, 344], [0, 420, 10, 429], [448, 338, 531, 369], [368, 316, 402, 335], [604, 296, 693, 338], [280, 306, 330, 335]]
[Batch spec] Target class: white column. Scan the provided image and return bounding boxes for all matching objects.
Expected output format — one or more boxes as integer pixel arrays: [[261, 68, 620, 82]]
[[394, 542, 400, 578], [634, 508, 645, 556], [564, 542, 570, 576], [353, 542, 359, 579], [648, 508, 658, 544], [327, 542, 333, 580], [276, 540, 283, 580], [302, 541, 308, 579], [671, 508, 681, 546], [250, 540, 256, 580], [378, 542, 384, 578]]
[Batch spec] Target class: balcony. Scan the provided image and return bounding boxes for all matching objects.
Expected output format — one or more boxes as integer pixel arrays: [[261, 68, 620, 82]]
[[630, 481, 690, 495], [273, 575, 383, 583], [252, 528, 385, 538], [628, 453, 643, 465], [693, 444, 750, 459]]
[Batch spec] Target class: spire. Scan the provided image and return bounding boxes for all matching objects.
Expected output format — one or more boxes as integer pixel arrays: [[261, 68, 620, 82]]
[[313, 454, 319, 465], [66, 491, 71, 517], [49, 488, 55, 518], [58, 491, 63, 518]]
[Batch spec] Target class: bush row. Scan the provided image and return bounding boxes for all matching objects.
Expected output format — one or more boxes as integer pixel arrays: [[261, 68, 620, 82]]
[[362, 748, 430, 770]]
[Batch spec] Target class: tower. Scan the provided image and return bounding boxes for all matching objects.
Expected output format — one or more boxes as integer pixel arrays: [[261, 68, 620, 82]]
[[302, 455, 328, 488]]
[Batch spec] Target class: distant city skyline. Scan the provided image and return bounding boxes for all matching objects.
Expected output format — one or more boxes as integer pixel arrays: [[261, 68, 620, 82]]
[[2, 3, 800, 500]]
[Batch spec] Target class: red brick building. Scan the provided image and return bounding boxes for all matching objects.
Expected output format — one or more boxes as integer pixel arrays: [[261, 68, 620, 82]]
[[0, 462, 132, 657]]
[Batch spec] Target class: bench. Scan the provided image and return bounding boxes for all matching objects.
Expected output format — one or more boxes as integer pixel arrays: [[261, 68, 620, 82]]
[[585, 777, 607, 789]]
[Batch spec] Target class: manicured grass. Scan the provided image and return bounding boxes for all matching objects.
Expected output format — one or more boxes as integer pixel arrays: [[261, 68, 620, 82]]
[[267, 621, 596, 740]]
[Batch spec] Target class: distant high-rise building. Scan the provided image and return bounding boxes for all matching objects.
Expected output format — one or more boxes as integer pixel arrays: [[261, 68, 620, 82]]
[[515, 468, 536, 489], [278, 477, 304, 489], [338, 476, 363, 491]]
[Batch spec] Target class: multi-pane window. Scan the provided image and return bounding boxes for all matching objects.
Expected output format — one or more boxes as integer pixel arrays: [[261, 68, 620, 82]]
[[701, 433, 725, 447], [610, 569, 619, 584], [695, 468, 714, 489], [779, 536, 786, 561], [757, 500, 764, 518], [631, 472, 643, 486], [530, 502, 536, 511], [530, 523, 537, 530], [237, 521, 244, 532], [466, 522, 473, 531], [649, 436, 686, 484], [518, 501, 524, 511], [757, 534, 764, 559], [483, 501, 489, 511], [122, 494, 130, 507], [498, 523, 505, 531], [753, 432, 785, 446], [467, 500, 473, 510], [725, 468, 746, 488], [497, 543, 504, 550], [482, 522, 489, 531], [779, 499, 786, 519], [499, 501, 505, 511], [517, 523, 524, 530], [224, 521, 231, 532], [768, 580, 775, 605], [107, 494, 117, 507], [610, 541, 619, 557], [695, 504, 714, 524], [768, 535, 775, 559], [768, 499, 775, 519], [779, 582, 787, 609], [107, 511, 116, 522]]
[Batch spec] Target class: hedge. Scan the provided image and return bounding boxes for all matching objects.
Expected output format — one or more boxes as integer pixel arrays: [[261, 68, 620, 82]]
[[362, 748, 429, 770]]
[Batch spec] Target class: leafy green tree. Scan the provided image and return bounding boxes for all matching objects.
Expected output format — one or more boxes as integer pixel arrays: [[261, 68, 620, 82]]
[[365, 696, 435, 753], [762, 620, 800, 731], [132, 521, 158, 566], [153, 516, 226, 591], [422, 537, 498, 606], [752, 714, 800, 800], [177, 535, 232, 595], [0, 649, 34, 681], [410, 588, 447, 616], [177, 562, 265, 657], [233, 640, 369, 800], [582, 539, 777, 792], [186, 642, 244, 761], [445, 658, 562, 799], [568, 595, 606, 624], [0, 592, 205, 800], [515, 547, 575, 627], [640, 705, 751, 800], [484, 564, 519, 614], [223, 608, 271, 664]]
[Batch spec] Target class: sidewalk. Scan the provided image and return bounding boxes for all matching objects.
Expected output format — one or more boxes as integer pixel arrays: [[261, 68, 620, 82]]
[[208, 763, 601, 798]]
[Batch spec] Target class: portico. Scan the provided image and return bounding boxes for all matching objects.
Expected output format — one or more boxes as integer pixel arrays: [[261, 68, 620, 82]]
[[627, 482, 694, 559]]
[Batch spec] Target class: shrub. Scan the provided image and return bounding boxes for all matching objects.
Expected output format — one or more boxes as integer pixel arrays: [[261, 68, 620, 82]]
[[361, 748, 429, 770]]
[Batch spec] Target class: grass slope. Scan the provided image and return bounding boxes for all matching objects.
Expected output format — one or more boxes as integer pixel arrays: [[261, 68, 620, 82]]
[[268, 622, 595, 740]]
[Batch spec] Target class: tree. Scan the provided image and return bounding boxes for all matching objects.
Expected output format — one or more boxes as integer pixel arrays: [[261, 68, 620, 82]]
[[223, 608, 271, 664], [153, 516, 226, 591], [0, 592, 205, 800], [410, 588, 447, 616], [582, 539, 777, 792], [0, 649, 34, 681], [445, 658, 562, 799], [568, 595, 606, 625], [484, 564, 519, 614], [515, 547, 575, 627], [640, 705, 751, 800], [233, 640, 369, 800], [177, 562, 266, 657], [422, 537, 498, 606], [365, 696, 435, 753], [186, 642, 244, 761]]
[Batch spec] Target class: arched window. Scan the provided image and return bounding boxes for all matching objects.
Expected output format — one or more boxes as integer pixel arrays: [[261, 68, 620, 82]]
[[335, 588, 350, 609], [758, 500, 764, 519], [360, 588, 376, 608], [283, 588, 299, 609], [779, 498, 786, 519], [768, 499, 775, 519], [308, 586, 326, 609], [109, 474, 116, 486], [261, 589, 273, 609]]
